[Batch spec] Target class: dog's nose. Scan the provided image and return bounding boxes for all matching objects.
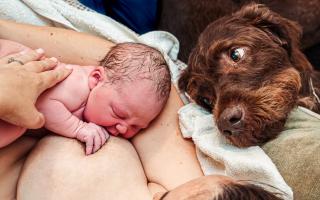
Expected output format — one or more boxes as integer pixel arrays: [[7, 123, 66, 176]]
[[218, 106, 244, 136]]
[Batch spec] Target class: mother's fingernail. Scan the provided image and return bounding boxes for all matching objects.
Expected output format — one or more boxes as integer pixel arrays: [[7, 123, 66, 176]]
[[65, 64, 73, 69], [49, 57, 58, 62], [36, 48, 44, 54], [19, 50, 28, 55]]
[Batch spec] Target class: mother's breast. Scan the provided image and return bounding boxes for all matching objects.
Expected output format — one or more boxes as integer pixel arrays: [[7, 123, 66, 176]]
[[17, 135, 152, 200]]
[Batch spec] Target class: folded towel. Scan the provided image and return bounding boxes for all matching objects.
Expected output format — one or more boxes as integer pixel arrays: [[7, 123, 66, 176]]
[[179, 103, 293, 199]]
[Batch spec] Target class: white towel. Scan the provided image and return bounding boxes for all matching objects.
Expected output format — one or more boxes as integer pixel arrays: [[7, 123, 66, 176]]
[[0, 1, 292, 199], [179, 103, 293, 199]]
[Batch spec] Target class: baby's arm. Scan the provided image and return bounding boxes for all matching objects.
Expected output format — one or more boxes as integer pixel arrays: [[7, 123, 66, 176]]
[[37, 99, 109, 155]]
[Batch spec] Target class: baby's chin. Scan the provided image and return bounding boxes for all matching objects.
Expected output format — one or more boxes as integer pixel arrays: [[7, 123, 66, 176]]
[[104, 127, 137, 139], [108, 133, 136, 139], [121, 131, 139, 139]]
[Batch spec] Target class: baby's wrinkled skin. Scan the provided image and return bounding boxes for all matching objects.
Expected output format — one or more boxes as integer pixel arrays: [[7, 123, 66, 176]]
[[0, 40, 163, 154]]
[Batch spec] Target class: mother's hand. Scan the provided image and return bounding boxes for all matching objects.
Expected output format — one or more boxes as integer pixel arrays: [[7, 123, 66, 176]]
[[0, 49, 72, 129]]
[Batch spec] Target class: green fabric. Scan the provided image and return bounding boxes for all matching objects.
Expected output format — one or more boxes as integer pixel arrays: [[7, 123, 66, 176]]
[[263, 107, 320, 200]]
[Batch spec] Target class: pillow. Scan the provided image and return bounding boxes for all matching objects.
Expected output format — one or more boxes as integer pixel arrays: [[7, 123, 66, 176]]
[[263, 107, 320, 200]]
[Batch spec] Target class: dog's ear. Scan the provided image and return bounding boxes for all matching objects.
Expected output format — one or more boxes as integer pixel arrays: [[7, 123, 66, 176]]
[[179, 46, 214, 111], [235, 3, 302, 56], [178, 67, 191, 93], [178, 46, 199, 93], [178, 70, 190, 92], [178, 46, 205, 93]]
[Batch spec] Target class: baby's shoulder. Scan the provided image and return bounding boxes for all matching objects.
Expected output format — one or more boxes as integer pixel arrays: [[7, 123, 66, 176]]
[[55, 63, 93, 87], [38, 64, 93, 109]]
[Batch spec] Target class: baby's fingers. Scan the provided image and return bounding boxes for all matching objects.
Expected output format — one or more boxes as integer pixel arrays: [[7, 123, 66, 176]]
[[100, 128, 109, 145], [85, 136, 94, 155], [93, 133, 102, 153]]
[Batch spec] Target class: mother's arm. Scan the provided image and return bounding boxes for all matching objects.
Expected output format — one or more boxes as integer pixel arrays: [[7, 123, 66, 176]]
[[133, 86, 203, 190], [0, 19, 203, 191], [0, 19, 114, 65]]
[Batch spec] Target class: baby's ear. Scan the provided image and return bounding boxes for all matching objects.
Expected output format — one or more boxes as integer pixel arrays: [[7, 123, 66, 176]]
[[235, 3, 302, 56], [88, 66, 106, 89]]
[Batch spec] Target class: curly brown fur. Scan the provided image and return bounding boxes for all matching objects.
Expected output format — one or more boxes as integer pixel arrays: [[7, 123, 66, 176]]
[[158, 0, 320, 65], [178, 3, 320, 147]]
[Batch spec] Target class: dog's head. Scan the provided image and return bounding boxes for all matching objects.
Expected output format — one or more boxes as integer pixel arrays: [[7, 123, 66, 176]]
[[178, 3, 305, 147]]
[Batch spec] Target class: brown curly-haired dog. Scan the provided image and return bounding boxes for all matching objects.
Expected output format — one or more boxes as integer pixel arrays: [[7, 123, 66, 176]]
[[178, 3, 320, 147]]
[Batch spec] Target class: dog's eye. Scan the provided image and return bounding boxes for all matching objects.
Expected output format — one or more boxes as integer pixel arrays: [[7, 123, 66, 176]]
[[230, 48, 245, 62], [200, 97, 212, 110]]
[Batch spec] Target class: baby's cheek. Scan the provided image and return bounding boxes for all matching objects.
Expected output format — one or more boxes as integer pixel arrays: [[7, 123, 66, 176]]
[[83, 109, 100, 124]]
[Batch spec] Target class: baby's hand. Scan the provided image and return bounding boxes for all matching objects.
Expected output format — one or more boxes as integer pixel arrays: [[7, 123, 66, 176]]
[[75, 122, 109, 155]]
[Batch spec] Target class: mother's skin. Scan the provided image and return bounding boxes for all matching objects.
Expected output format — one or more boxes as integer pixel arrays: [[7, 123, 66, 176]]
[[0, 20, 203, 199]]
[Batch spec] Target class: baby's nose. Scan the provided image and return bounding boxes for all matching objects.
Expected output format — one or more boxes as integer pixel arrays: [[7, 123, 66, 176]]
[[116, 124, 127, 134]]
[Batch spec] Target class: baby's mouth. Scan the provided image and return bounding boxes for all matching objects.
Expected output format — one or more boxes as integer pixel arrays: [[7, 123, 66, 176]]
[[105, 127, 119, 136]]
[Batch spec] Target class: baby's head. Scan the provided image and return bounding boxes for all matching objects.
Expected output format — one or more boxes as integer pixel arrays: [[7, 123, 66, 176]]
[[154, 175, 285, 200], [84, 43, 171, 138]]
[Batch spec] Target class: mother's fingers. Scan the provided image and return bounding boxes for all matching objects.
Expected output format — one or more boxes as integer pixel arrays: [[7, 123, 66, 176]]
[[1, 100, 45, 129], [0, 52, 23, 65], [11, 48, 44, 65], [37, 66, 72, 93], [0, 48, 44, 66], [23, 57, 58, 72]]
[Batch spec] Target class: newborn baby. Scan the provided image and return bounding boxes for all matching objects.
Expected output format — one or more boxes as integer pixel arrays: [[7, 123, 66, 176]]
[[0, 40, 171, 155]]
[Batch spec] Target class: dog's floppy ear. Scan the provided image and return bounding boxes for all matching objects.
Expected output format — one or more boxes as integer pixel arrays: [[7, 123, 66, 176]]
[[179, 46, 214, 111], [235, 3, 302, 56], [178, 46, 199, 93], [178, 66, 191, 93], [178, 45, 206, 93]]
